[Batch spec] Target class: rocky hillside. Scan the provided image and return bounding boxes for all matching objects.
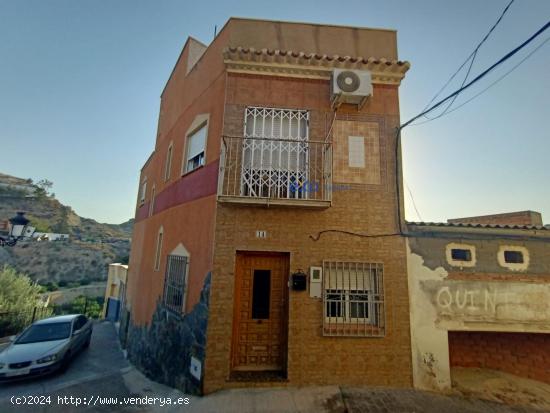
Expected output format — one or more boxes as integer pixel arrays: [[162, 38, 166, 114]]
[[0, 173, 132, 285]]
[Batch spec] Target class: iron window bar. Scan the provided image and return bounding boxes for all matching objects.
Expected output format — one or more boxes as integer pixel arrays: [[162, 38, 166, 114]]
[[162, 255, 188, 314], [322, 261, 385, 337]]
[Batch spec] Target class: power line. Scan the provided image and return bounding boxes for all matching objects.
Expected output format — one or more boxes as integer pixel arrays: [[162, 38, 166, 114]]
[[309, 230, 401, 242], [421, 0, 515, 115], [401, 20, 550, 129], [311, 19, 550, 240], [424, 49, 477, 121], [393, 20, 550, 234], [405, 181, 423, 222], [410, 36, 550, 126]]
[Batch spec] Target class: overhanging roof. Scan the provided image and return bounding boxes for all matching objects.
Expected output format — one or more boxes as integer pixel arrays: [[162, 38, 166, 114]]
[[223, 46, 410, 85]]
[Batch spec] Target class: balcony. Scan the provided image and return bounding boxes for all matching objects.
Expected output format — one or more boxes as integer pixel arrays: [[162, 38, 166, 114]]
[[218, 135, 332, 208]]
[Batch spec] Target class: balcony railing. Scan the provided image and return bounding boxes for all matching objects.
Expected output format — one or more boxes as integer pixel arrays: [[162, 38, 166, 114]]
[[218, 135, 332, 207]]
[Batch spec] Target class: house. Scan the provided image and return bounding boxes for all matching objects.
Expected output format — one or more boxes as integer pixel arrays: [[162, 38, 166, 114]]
[[32, 232, 69, 241], [123, 17, 413, 395], [406, 211, 550, 390], [102, 263, 128, 321]]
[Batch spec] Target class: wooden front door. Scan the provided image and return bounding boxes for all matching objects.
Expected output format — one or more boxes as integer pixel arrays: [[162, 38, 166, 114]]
[[232, 252, 289, 372]]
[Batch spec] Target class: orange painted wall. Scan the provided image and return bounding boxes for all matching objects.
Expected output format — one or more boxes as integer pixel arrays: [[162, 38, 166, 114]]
[[128, 195, 217, 324], [126, 27, 230, 325]]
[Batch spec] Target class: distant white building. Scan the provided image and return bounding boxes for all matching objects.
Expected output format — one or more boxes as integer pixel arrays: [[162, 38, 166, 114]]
[[32, 232, 70, 241]]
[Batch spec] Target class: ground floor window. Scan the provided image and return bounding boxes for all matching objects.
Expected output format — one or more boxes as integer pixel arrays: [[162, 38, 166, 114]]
[[162, 254, 188, 314], [323, 261, 385, 337]]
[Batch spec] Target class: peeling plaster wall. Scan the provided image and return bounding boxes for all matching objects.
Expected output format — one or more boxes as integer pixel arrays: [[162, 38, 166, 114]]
[[406, 242, 451, 390], [408, 236, 550, 275], [406, 238, 550, 391]]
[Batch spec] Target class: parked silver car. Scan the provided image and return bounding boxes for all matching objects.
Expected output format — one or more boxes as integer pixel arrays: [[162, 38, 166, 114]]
[[0, 314, 92, 380]]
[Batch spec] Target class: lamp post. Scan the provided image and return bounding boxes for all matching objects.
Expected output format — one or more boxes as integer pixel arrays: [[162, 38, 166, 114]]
[[0, 212, 30, 247]]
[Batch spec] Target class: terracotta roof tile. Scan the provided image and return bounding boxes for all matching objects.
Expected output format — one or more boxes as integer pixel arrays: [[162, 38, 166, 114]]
[[407, 221, 548, 231], [224, 46, 410, 70]]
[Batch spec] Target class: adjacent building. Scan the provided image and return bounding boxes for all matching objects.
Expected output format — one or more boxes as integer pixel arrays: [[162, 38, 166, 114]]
[[102, 263, 128, 321], [123, 17, 413, 395], [407, 211, 550, 390]]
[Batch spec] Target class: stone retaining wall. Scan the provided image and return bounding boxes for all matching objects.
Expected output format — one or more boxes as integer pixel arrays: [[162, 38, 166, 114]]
[[125, 273, 211, 395]]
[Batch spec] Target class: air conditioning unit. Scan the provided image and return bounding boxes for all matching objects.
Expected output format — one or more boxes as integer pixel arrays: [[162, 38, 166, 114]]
[[331, 69, 373, 107]]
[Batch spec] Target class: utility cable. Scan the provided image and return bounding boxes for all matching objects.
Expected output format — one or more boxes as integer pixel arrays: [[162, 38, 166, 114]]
[[310, 20, 550, 241], [393, 21, 550, 236], [402, 20, 550, 129], [421, 0, 515, 114], [405, 180, 423, 222], [410, 36, 550, 126]]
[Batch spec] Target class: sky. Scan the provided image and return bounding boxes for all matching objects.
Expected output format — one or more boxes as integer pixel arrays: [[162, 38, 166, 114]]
[[0, 0, 549, 224]]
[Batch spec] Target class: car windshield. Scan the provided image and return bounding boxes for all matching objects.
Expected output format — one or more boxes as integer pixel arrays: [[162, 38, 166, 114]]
[[15, 322, 72, 344]]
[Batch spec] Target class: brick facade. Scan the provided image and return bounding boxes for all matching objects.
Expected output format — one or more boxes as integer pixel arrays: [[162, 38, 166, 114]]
[[449, 331, 550, 384], [203, 73, 412, 393]]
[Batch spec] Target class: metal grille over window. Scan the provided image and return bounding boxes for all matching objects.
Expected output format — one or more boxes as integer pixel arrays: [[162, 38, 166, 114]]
[[242, 107, 309, 199], [219, 107, 332, 203], [322, 261, 385, 337], [162, 255, 188, 314]]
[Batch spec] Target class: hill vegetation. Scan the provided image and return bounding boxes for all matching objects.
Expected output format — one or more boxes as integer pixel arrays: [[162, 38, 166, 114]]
[[0, 173, 132, 285]]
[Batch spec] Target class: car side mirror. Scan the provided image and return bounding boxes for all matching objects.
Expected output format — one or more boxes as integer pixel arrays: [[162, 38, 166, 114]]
[[72, 329, 81, 336]]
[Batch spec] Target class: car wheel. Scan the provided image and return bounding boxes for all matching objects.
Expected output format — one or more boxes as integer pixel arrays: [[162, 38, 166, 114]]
[[59, 352, 71, 373], [83, 333, 91, 349]]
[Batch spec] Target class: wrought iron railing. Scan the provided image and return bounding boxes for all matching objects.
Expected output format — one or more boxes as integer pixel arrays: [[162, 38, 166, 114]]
[[218, 135, 332, 204]]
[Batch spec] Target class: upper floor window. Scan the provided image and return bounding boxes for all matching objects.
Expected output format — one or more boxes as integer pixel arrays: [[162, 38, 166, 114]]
[[154, 227, 163, 271], [497, 245, 529, 271], [451, 249, 472, 261], [242, 107, 309, 198], [164, 143, 173, 181], [504, 250, 524, 264], [139, 178, 147, 205], [149, 184, 156, 217], [185, 124, 207, 173], [446, 243, 476, 267]]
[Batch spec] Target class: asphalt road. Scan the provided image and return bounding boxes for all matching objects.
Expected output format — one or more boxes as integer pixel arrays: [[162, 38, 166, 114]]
[[0, 322, 543, 413], [0, 321, 137, 412]]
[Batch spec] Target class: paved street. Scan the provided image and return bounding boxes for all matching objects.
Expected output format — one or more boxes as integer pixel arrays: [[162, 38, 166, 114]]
[[0, 320, 129, 400], [0, 321, 137, 412], [0, 322, 547, 413]]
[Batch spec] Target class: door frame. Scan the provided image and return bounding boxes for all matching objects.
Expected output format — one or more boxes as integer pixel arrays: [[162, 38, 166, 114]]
[[230, 250, 290, 374]]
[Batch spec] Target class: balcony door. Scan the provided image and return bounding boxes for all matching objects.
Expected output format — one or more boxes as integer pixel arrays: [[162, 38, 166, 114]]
[[241, 107, 309, 199]]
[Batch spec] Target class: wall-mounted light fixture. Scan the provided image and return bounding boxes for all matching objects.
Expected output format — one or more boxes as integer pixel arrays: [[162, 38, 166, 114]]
[[0, 212, 30, 247]]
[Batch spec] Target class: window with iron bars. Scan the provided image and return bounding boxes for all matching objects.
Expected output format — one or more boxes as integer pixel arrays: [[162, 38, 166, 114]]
[[162, 255, 188, 314], [323, 261, 385, 337], [241, 107, 309, 199]]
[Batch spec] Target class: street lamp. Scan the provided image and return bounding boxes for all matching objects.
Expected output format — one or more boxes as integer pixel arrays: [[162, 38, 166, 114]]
[[0, 212, 30, 247]]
